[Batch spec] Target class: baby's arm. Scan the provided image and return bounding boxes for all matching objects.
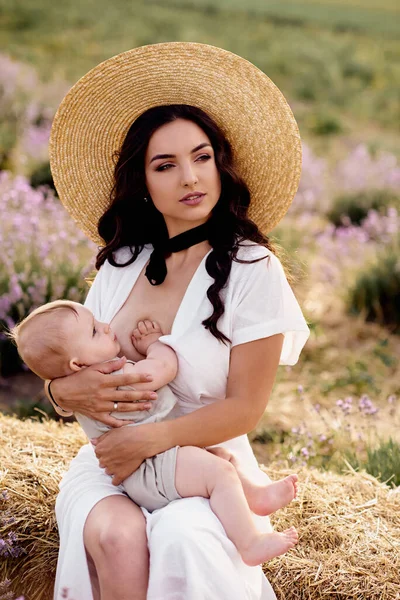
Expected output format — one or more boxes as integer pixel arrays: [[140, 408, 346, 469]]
[[123, 342, 178, 391]]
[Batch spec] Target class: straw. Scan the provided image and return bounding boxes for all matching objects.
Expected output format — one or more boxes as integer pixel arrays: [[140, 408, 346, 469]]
[[2, 413, 398, 599]]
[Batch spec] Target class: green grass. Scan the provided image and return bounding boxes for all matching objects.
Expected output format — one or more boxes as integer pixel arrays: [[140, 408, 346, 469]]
[[347, 438, 400, 486], [253, 427, 400, 487], [0, 0, 399, 140], [163, 0, 400, 36]]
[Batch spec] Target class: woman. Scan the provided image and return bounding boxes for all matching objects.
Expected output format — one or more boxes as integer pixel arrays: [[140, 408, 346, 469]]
[[47, 43, 309, 600]]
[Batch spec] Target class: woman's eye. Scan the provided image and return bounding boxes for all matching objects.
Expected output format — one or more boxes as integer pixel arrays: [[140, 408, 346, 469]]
[[156, 155, 211, 172], [156, 163, 173, 172]]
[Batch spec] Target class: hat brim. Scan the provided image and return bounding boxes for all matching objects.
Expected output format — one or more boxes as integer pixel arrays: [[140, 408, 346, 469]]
[[50, 42, 302, 245]]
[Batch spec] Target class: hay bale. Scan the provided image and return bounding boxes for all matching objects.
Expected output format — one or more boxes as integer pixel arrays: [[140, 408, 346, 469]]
[[264, 466, 400, 599], [1, 414, 399, 600], [0, 413, 86, 599]]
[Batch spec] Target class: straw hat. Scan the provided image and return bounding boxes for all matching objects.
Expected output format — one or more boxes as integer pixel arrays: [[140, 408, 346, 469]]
[[49, 42, 302, 245]]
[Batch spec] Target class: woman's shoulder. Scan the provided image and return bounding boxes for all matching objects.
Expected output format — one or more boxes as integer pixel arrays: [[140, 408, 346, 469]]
[[234, 240, 271, 262], [232, 241, 276, 280], [229, 240, 282, 289]]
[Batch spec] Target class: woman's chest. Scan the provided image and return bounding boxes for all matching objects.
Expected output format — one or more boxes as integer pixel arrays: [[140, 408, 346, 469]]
[[110, 265, 205, 361]]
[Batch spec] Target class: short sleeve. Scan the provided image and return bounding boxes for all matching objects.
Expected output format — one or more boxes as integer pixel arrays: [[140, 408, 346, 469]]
[[231, 250, 310, 365]]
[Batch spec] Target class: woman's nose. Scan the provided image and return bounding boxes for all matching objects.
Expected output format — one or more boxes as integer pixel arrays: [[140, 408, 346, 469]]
[[181, 163, 198, 187]]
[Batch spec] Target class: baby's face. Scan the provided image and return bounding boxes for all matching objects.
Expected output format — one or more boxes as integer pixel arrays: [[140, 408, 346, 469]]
[[70, 305, 120, 367]]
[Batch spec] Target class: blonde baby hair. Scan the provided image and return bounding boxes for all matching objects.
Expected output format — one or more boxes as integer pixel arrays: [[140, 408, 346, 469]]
[[9, 300, 80, 380]]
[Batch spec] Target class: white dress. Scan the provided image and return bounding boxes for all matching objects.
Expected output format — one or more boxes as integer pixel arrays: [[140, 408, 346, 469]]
[[53, 241, 310, 600]]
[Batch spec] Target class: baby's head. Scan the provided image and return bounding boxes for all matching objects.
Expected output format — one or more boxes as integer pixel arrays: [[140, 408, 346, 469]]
[[9, 300, 120, 380]]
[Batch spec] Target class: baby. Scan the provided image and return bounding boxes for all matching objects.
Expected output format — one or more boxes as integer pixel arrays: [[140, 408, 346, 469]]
[[11, 300, 299, 566]]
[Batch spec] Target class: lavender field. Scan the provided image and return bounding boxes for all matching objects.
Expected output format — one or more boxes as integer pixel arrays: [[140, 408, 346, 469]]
[[1, 3, 400, 597], [1, 0, 399, 491]]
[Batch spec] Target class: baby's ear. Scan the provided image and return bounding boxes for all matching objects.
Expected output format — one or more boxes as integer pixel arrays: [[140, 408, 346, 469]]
[[69, 358, 83, 372]]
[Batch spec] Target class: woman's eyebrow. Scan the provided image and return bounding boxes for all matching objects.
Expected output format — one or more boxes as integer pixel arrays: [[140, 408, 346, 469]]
[[149, 142, 212, 164]]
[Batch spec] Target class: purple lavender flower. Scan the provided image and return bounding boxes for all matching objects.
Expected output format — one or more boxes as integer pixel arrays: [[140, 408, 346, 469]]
[[0, 172, 97, 346], [335, 144, 400, 192], [300, 447, 309, 458], [289, 143, 328, 214], [0, 575, 25, 600], [0, 532, 25, 559], [358, 394, 379, 416], [336, 397, 353, 415]]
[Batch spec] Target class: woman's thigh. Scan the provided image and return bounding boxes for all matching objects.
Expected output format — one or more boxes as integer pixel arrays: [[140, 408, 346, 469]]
[[84, 495, 149, 589], [146, 497, 261, 600]]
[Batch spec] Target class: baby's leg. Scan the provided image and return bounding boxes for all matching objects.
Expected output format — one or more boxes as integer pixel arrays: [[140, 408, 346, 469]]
[[207, 446, 298, 516], [175, 447, 298, 567]]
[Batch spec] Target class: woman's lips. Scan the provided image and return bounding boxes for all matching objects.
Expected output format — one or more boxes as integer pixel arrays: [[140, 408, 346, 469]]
[[179, 193, 205, 206]]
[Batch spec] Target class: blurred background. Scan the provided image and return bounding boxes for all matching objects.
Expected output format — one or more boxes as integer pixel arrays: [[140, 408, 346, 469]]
[[0, 0, 399, 484]]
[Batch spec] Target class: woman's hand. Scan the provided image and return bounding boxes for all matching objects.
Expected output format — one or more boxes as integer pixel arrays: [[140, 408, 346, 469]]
[[50, 357, 158, 428], [91, 422, 164, 486]]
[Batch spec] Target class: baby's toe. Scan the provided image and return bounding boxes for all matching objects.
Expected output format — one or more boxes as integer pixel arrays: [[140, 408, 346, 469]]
[[286, 527, 298, 541]]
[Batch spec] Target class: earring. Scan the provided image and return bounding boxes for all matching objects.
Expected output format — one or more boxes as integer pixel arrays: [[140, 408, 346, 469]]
[[144, 196, 149, 203]]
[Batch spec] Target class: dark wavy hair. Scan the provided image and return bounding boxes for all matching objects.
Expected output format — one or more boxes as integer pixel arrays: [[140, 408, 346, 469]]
[[96, 104, 277, 343]]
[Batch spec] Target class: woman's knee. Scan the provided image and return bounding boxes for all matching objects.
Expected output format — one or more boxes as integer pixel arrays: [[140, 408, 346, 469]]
[[84, 495, 148, 560]]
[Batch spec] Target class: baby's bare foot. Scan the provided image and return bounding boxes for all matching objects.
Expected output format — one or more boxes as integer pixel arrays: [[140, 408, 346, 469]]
[[241, 527, 298, 567], [132, 320, 162, 355], [247, 474, 298, 516]]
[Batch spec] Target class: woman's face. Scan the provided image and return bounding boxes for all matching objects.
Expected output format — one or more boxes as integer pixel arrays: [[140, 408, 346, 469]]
[[144, 118, 221, 236]]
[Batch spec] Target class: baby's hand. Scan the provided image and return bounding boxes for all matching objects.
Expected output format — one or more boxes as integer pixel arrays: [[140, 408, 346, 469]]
[[131, 320, 163, 356]]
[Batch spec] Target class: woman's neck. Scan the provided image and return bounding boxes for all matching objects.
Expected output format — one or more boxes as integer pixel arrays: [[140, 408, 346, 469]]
[[164, 217, 209, 239], [165, 240, 211, 268]]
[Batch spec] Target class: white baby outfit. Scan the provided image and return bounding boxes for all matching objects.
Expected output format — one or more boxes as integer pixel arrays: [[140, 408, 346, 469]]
[[53, 241, 310, 600], [76, 370, 182, 512]]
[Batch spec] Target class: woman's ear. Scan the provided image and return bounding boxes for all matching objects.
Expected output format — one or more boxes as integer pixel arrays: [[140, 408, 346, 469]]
[[69, 358, 83, 372]]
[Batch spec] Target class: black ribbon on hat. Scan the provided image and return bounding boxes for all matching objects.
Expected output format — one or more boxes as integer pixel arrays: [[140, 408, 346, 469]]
[[145, 222, 211, 286]]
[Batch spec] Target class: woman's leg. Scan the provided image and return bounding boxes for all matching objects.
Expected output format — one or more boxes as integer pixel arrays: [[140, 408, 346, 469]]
[[85, 551, 101, 600], [146, 495, 277, 600], [84, 495, 149, 600]]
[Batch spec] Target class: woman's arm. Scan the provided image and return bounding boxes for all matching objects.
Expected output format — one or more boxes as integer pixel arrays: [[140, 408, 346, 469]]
[[93, 334, 283, 484], [43, 356, 159, 428], [163, 334, 284, 446]]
